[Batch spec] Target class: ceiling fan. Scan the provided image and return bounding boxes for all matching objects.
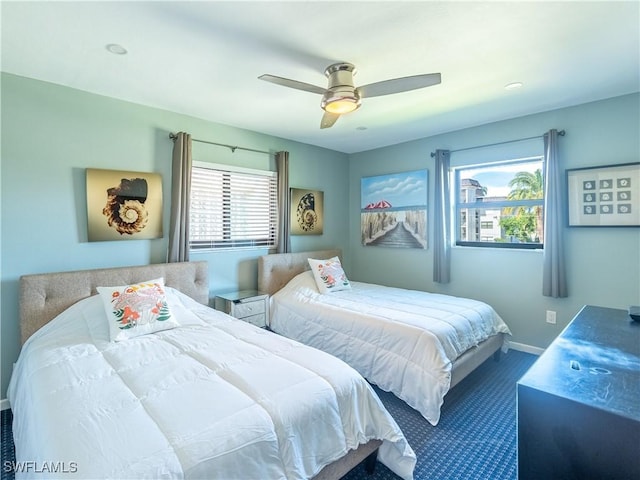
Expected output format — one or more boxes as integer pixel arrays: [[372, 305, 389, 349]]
[[258, 63, 441, 129]]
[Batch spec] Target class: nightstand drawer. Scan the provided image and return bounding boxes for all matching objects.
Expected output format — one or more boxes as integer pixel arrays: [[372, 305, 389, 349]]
[[242, 313, 267, 328], [233, 300, 266, 318], [214, 290, 270, 328]]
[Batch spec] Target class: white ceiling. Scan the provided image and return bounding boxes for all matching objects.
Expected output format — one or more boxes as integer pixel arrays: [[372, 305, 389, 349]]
[[2, 1, 639, 154]]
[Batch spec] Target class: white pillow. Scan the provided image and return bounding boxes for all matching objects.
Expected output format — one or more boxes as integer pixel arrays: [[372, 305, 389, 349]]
[[97, 278, 179, 342], [307, 256, 351, 294]]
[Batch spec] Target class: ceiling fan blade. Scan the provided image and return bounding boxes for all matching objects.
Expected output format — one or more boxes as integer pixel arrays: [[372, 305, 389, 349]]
[[258, 74, 326, 95], [320, 112, 340, 129], [358, 73, 441, 98]]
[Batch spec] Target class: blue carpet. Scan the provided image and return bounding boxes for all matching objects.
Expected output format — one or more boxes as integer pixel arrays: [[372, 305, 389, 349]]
[[344, 350, 537, 480], [1, 409, 14, 480], [0, 350, 535, 480]]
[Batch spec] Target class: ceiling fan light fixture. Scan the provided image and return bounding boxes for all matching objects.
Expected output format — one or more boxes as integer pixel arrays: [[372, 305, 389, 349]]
[[321, 89, 361, 114], [323, 98, 360, 114]]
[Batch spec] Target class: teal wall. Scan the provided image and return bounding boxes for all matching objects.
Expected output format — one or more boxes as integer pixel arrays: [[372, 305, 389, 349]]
[[2, 72, 638, 400], [0, 73, 349, 398], [348, 93, 640, 350]]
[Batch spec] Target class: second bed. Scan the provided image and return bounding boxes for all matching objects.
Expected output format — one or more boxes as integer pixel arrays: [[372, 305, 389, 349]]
[[259, 249, 511, 426]]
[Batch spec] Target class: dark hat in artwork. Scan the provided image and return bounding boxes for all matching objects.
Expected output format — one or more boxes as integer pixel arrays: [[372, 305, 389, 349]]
[[106, 177, 148, 202]]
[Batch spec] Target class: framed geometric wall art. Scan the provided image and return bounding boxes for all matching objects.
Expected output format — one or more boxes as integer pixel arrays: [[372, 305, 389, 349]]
[[361, 169, 428, 248], [566, 162, 640, 227], [290, 187, 324, 235], [86, 168, 163, 241]]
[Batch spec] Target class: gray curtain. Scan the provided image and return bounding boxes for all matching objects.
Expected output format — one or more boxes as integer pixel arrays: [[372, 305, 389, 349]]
[[542, 129, 568, 297], [276, 151, 291, 253], [433, 149, 451, 283], [167, 132, 192, 263]]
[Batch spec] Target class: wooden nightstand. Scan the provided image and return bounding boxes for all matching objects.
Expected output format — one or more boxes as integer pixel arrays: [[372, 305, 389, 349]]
[[214, 290, 269, 328]]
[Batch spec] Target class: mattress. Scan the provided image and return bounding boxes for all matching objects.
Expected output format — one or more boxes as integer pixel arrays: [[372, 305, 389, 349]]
[[7, 287, 416, 479], [270, 271, 512, 425]]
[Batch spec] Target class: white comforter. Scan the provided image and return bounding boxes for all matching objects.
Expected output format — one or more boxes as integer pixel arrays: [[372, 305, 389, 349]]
[[8, 288, 416, 480], [270, 272, 512, 426]]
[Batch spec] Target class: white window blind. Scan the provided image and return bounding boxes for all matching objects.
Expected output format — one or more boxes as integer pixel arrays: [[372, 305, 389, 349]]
[[189, 164, 277, 250]]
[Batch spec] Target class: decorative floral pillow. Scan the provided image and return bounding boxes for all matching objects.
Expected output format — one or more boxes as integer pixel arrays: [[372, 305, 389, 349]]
[[307, 256, 351, 294], [97, 278, 179, 342]]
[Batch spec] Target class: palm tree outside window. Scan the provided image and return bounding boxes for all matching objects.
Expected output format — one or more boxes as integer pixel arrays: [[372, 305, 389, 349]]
[[504, 169, 544, 242]]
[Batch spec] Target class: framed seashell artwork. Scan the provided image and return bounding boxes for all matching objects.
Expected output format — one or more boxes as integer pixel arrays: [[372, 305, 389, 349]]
[[290, 188, 324, 235], [86, 168, 163, 241]]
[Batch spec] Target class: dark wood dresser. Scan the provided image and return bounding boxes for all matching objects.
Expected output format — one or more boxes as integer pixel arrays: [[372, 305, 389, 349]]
[[517, 305, 640, 479]]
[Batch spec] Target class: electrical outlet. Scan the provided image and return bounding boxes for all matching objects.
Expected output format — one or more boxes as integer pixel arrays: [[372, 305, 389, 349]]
[[546, 310, 557, 324]]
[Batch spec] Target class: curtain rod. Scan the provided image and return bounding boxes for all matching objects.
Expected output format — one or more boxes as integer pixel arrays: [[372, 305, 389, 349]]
[[169, 133, 272, 156], [430, 130, 565, 157]]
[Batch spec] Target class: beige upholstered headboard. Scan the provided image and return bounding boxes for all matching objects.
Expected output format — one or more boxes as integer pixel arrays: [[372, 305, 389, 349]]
[[257, 249, 342, 296], [19, 261, 209, 345]]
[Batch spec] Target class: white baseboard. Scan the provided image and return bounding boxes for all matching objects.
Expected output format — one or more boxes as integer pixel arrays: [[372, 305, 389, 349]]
[[509, 341, 544, 356], [1, 398, 10, 411]]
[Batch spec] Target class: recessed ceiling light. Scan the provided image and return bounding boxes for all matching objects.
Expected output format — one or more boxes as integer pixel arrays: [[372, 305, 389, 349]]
[[504, 82, 523, 90], [106, 44, 128, 55]]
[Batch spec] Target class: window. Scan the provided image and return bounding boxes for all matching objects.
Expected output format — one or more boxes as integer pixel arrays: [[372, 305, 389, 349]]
[[454, 157, 544, 249], [189, 163, 277, 250]]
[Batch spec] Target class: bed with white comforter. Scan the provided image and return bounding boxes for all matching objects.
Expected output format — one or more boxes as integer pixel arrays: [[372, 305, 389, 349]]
[[269, 270, 511, 426], [8, 287, 416, 480]]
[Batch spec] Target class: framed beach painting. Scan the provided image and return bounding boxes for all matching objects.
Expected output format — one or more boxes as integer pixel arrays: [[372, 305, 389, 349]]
[[361, 169, 428, 248], [86, 168, 163, 241], [566, 162, 639, 227]]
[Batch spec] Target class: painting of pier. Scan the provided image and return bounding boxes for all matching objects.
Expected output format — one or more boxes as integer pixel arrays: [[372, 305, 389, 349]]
[[361, 169, 428, 249]]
